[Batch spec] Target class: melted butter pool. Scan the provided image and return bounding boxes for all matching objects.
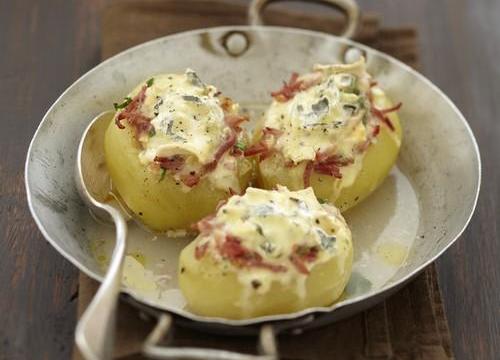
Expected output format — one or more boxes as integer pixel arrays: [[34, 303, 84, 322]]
[[86, 165, 420, 312], [344, 166, 419, 296]]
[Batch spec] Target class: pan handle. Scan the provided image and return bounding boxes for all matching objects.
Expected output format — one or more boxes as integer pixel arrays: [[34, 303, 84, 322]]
[[248, 0, 360, 39], [142, 313, 278, 360]]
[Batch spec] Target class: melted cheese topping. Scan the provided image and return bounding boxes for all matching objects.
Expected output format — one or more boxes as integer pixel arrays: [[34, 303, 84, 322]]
[[118, 69, 243, 192], [195, 186, 352, 296], [263, 57, 377, 165], [137, 70, 228, 164]]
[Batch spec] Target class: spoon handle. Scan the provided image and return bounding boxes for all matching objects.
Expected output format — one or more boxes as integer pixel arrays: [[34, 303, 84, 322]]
[[75, 204, 127, 360]]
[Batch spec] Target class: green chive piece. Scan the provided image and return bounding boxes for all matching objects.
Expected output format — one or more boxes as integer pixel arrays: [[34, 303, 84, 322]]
[[159, 168, 166, 182], [148, 127, 156, 137], [146, 78, 154, 87], [113, 97, 132, 111], [318, 198, 328, 204], [235, 141, 246, 151]]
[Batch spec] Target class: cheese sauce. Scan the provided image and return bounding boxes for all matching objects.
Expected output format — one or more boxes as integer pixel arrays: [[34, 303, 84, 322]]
[[264, 58, 381, 180], [116, 69, 245, 192], [195, 186, 352, 296]]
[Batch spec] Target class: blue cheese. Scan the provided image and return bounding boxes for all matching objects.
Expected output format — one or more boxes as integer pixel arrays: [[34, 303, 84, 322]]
[[264, 58, 377, 168]]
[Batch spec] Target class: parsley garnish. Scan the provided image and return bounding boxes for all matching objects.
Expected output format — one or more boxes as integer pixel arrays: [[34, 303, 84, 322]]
[[148, 127, 156, 137], [113, 97, 132, 111], [318, 198, 328, 204], [159, 168, 166, 182], [235, 141, 246, 151], [146, 78, 154, 87]]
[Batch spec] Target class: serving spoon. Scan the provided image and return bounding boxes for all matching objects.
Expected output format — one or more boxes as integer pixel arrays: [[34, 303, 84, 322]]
[[75, 111, 128, 360]]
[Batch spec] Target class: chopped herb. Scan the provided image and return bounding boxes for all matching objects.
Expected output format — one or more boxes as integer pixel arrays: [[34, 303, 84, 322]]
[[255, 224, 264, 236], [235, 141, 246, 151], [343, 104, 358, 116], [146, 78, 154, 87], [148, 127, 156, 137], [186, 70, 205, 87], [182, 95, 201, 103], [318, 198, 328, 204], [113, 97, 132, 111], [159, 168, 166, 182], [260, 240, 275, 254]]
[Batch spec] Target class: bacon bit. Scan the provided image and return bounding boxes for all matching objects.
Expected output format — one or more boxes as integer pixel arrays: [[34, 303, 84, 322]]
[[195, 242, 209, 260], [369, 93, 402, 132], [259, 148, 275, 161], [303, 161, 314, 188], [244, 141, 268, 157], [194, 214, 215, 234], [314, 163, 342, 178], [271, 72, 321, 102], [154, 155, 185, 171], [370, 81, 378, 88], [289, 246, 319, 275], [115, 85, 150, 134], [181, 172, 200, 187], [316, 153, 354, 167], [224, 114, 248, 132], [372, 125, 380, 137], [228, 188, 237, 196], [271, 72, 300, 102], [312, 154, 354, 179], [219, 235, 287, 272], [243, 127, 281, 159], [230, 146, 243, 156], [203, 132, 237, 173], [262, 127, 283, 137], [289, 254, 309, 275], [380, 102, 402, 115], [356, 140, 371, 153]]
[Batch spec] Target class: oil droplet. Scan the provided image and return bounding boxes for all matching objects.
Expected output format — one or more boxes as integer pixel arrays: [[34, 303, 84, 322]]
[[376, 242, 408, 267]]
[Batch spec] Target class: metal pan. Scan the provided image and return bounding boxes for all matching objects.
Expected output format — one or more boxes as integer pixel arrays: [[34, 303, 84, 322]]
[[25, 0, 480, 358]]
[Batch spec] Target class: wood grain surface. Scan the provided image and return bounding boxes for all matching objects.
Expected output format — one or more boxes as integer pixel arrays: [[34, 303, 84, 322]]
[[0, 1, 498, 359]]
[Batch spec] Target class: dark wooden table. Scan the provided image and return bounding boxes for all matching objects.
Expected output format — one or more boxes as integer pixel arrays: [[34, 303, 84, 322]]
[[1, 1, 498, 359]]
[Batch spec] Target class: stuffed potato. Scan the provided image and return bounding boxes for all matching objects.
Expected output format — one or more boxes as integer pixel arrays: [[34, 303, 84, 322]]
[[104, 70, 252, 232], [247, 58, 402, 211], [179, 186, 353, 319]]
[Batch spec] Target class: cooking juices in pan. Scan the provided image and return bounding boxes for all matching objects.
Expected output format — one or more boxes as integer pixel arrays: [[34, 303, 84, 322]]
[[100, 60, 403, 318]]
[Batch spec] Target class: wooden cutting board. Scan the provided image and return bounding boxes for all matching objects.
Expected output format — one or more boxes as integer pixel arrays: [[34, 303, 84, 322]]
[[74, 1, 451, 359]]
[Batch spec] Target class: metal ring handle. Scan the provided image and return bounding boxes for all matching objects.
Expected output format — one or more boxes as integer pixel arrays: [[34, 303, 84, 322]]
[[248, 0, 360, 39], [143, 314, 278, 360]]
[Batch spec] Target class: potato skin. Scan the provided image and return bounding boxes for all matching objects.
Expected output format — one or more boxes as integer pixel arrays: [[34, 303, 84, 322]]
[[104, 122, 252, 232], [256, 92, 402, 212], [178, 236, 353, 319]]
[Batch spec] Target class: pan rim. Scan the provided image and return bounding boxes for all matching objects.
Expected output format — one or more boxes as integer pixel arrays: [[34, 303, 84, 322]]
[[25, 25, 481, 326]]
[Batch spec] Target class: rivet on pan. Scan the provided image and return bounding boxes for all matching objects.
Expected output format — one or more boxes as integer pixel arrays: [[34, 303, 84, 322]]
[[344, 46, 366, 64], [221, 31, 250, 57]]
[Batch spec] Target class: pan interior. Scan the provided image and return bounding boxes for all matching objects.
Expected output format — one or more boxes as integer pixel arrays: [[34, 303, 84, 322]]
[[26, 26, 480, 326]]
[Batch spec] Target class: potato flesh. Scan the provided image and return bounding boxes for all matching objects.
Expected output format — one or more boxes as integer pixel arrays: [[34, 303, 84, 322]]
[[257, 92, 402, 212], [179, 237, 353, 319], [104, 122, 252, 232]]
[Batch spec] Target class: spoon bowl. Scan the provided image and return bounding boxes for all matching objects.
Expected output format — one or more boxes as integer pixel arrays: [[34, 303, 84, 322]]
[[75, 111, 128, 360]]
